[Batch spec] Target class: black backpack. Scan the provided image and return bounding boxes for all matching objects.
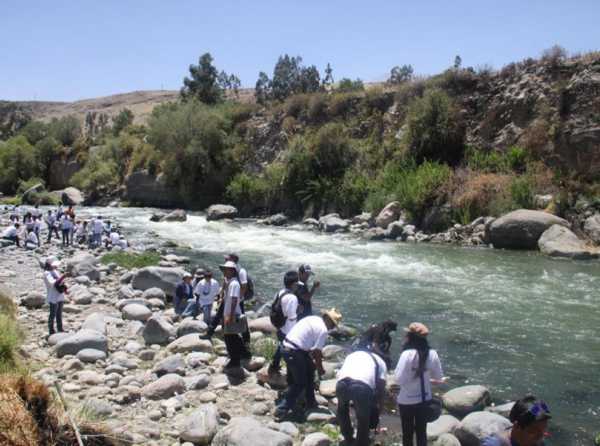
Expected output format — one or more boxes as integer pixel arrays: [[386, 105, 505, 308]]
[[269, 289, 287, 329], [244, 275, 255, 301]]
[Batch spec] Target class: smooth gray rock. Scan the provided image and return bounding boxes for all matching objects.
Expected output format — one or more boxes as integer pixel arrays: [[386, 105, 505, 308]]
[[442, 385, 491, 417], [141, 373, 186, 400], [153, 354, 186, 377], [118, 285, 136, 299], [375, 201, 402, 229], [212, 417, 293, 446], [122, 303, 152, 321], [61, 187, 84, 205], [434, 433, 461, 446], [301, 433, 331, 446], [167, 334, 213, 354], [362, 227, 386, 241], [70, 285, 93, 305], [119, 272, 134, 284], [263, 213, 288, 226], [206, 204, 238, 221], [453, 411, 511, 446], [160, 209, 187, 222], [55, 329, 108, 357], [143, 315, 175, 345], [80, 398, 113, 418], [81, 312, 107, 334], [131, 266, 186, 297], [184, 374, 210, 391], [142, 287, 167, 301], [385, 220, 404, 239], [179, 404, 219, 445], [77, 348, 107, 363], [538, 224, 598, 259], [319, 214, 349, 233], [583, 213, 600, 244], [176, 319, 208, 337], [65, 252, 100, 282], [21, 292, 45, 309], [352, 212, 374, 226], [125, 170, 180, 208], [485, 402, 515, 418], [487, 209, 569, 249], [427, 414, 460, 441]]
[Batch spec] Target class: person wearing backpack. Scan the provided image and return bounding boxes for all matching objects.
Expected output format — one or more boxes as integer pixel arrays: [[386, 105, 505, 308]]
[[336, 348, 388, 446], [268, 271, 300, 375]]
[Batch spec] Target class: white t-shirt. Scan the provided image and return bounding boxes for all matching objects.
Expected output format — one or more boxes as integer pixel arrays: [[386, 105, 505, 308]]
[[394, 349, 443, 405], [92, 219, 104, 234], [44, 270, 65, 304], [45, 214, 56, 227], [109, 232, 120, 244], [194, 278, 220, 306], [2, 226, 17, 238], [280, 290, 298, 335], [223, 278, 241, 317], [61, 216, 72, 230], [26, 232, 39, 245], [337, 351, 388, 391], [283, 315, 328, 351]]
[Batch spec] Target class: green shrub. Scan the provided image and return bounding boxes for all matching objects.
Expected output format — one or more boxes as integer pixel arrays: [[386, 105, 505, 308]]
[[0, 136, 39, 195], [337, 168, 370, 216], [34, 136, 61, 182], [506, 146, 528, 172], [71, 155, 119, 198], [100, 251, 161, 269], [48, 115, 82, 146], [328, 92, 359, 118], [510, 176, 535, 209], [252, 336, 278, 361], [19, 120, 49, 145], [0, 313, 23, 374], [337, 78, 364, 92], [16, 177, 45, 195], [307, 93, 329, 123], [226, 173, 268, 212], [404, 89, 465, 165], [465, 146, 509, 172], [363, 87, 393, 113], [284, 94, 310, 119]]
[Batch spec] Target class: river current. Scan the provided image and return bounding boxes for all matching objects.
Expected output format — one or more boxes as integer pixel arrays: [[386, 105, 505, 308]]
[[86, 207, 599, 445]]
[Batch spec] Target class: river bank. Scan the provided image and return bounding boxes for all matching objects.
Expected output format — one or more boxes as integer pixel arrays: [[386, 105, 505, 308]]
[[1, 206, 599, 445]]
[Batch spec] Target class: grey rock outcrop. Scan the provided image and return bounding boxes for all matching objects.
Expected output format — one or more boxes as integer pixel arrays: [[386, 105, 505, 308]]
[[65, 253, 100, 282], [212, 417, 293, 446], [583, 213, 600, 244], [141, 373, 186, 400], [125, 170, 181, 208], [131, 266, 185, 297], [179, 404, 219, 445], [121, 303, 152, 321], [442, 385, 491, 417], [21, 292, 45, 309], [143, 315, 175, 345], [206, 204, 238, 221], [61, 187, 84, 205], [55, 329, 108, 357], [427, 414, 460, 441], [538, 224, 598, 259], [319, 214, 349, 233], [153, 354, 186, 377], [486, 209, 569, 249], [453, 411, 511, 446], [160, 209, 187, 222], [375, 201, 402, 229]]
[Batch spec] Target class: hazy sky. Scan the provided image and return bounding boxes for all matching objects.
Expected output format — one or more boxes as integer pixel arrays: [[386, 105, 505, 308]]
[[2, 0, 599, 102]]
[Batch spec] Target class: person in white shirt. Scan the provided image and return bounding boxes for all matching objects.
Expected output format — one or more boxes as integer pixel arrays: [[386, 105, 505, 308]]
[[393, 323, 445, 446], [192, 270, 220, 323], [219, 261, 251, 370], [2, 223, 21, 247], [268, 271, 300, 375], [90, 216, 104, 248], [75, 220, 88, 244], [25, 229, 39, 250], [60, 215, 73, 246], [336, 350, 388, 446], [45, 210, 58, 243], [225, 253, 252, 344], [33, 216, 41, 246], [43, 256, 69, 335], [275, 308, 342, 419]]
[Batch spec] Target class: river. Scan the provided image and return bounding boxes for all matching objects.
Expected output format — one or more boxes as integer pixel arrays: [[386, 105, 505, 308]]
[[85, 207, 600, 445]]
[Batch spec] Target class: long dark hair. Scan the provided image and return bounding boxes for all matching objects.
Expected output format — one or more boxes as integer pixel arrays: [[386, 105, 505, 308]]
[[402, 332, 430, 377]]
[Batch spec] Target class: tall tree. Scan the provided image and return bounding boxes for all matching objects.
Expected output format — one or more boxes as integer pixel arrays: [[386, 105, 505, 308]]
[[255, 72, 272, 104], [454, 55, 462, 69], [388, 65, 414, 84], [322, 63, 334, 88], [181, 53, 223, 104], [112, 108, 134, 136]]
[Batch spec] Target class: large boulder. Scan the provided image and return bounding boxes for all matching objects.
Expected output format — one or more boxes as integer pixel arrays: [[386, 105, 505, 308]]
[[442, 385, 491, 417], [176, 319, 208, 337], [583, 214, 600, 244], [143, 315, 175, 345], [160, 209, 187, 222], [212, 417, 293, 446], [427, 414, 460, 441], [141, 373, 186, 400], [125, 170, 181, 208], [375, 201, 402, 229], [121, 303, 152, 321], [21, 292, 45, 309], [81, 312, 107, 334], [167, 334, 213, 354], [153, 354, 186, 377], [179, 404, 219, 445], [538, 224, 598, 260], [55, 329, 108, 358], [433, 433, 461, 446], [65, 253, 100, 282], [263, 213, 288, 226], [206, 204, 238, 221], [487, 209, 569, 249], [248, 316, 276, 334], [131, 266, 186, 297], [61, 187, 84, 205], [48, 158, 83, 190], [453, 412, 511, 446], [319, 214, 349, 233]]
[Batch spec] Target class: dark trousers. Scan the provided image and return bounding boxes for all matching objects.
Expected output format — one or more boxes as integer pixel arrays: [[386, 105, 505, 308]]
[[48, 302, 64, 334], [47, 227, 59, 242], [271, 329, 286, 370], [239, 300, 250, 344], [336, 378, 375, 446], [223, 333, 250, 367], [280, 349, 317, 410], [207, 300, 225, 335], [61, 229, 70, 246], [398, 404, 428, 446]]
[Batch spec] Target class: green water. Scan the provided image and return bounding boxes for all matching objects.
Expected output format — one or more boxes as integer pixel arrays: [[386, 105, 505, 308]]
[[89, 207, 600, 444]]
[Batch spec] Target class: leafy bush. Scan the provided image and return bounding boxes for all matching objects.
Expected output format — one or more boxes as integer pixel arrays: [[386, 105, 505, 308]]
[[34, 136, 61, 182], [71, 155, 119, 198], [0, 136, 39, 194], [506, 146, 528, 172], [363, 87, 393, 113], [450, 171, 512, 220], [328, 92, 359, 118], [284, 94, 310, 119], [510, 176, 535, 209], [19, 120, 49, 145], [112, 108, 134, 136], [307, 93, 329, 123], [47, 115, 81, 146], [337, 78, 364, 92], [16, 177, 45, 195], [100, 251, 161, 269], [0, 313, 23, 374], [226, 173, 268, 214], [404, 89, 465, 165]]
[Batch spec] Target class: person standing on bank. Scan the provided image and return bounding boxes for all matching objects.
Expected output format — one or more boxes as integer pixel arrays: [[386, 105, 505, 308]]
[[225, 253, 252, 344], [43, 256, 69, 336], [45, 210, 58, 243], [193, 269, 220, 323], [220, 260, 251, 370], [268, 270, 300, 375], [296, 264, 320, 320], [275, 308, 342, 419], [394, 323, 445, 446], [336, 348, 388, 446]]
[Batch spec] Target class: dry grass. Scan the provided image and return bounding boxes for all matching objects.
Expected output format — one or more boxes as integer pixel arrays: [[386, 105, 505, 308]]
[[450, 170, 513, 219]]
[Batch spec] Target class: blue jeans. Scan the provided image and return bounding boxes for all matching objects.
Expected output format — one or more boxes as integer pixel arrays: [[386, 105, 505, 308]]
[[182, 300, 198, 318], [200, 304, 212, 323], [279, 349, 317, 411], [337, 378, 375, 446], [271, 329, 286, 370], [174, 296, 188, 315], [48, 301, 64, 334]]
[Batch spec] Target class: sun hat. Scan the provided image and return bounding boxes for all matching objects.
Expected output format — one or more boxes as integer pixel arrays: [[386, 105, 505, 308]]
[[195, 268, 206, 278], [45, 256, 61, 268], [219, 260, 238, 271], [404, 322, 429, 337], [322, 308, 342, 326], [299, 264, 314, 275], [182, 272, 193, 279]]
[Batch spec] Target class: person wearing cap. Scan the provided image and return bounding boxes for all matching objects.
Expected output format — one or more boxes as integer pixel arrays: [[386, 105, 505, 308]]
[[482, 395, 551, 446], [43, 256, 69, 335], [225, 253, 252, 344], [193, 269, 220, 323], [336, 347, 388, 446], [296, 264, 320, 320], [2, 222, 21, 247], [220, 260, 251, 369], [275, 308, 342, 419], [174, 273, 194, 320], [45, 210, 59, 243], [90, 216, 104, 248], [268, 270, 300, 375], [394, 322, 445, 446]]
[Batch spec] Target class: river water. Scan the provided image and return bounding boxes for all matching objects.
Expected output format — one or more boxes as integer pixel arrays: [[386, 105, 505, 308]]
[[86, 207, 599, 445]]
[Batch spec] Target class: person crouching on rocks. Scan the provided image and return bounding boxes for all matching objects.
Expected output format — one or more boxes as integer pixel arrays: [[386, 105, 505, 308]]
[[174, 272, 194, 321], [482, 395, 551, 446], [43, 256, 70, 336], [220, 260, 251, 371], [25, 228, 39, 250], [275, 308, 342, 420], [2, 222, 21, 247], [336, 344, 388, 446], [193, 269, 220, 323], [353, 319, 398, 368]]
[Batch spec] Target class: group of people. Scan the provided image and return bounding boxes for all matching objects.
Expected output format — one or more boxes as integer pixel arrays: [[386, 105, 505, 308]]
[[2, 204, 128, 250]]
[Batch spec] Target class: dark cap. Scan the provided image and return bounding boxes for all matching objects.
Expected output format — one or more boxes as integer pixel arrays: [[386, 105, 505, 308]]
[[509, 395, 551, 427], [225, 253, 239, 263], [284, 270, 299, 287]]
